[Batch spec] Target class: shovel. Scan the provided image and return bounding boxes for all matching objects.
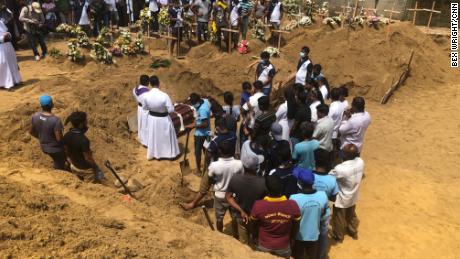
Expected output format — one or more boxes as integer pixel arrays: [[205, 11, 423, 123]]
[[179, 129, 191, 186], [104, 160, 136, 199], [202, 205, 215, 231]]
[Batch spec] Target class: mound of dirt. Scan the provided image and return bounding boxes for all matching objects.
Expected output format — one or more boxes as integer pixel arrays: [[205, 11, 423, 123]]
[[280, 22, 454, 100], [183, 22, 455, 102], [0, 170, 271, 258]]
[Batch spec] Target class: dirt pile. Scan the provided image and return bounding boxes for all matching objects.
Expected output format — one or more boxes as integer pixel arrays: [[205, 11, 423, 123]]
[[183, 22, 455, 102], [280, 22, 454, 100], [0, 170, 271, 258]]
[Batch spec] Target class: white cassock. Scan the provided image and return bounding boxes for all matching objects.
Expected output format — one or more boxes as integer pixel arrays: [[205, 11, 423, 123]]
[[275, 101, 293, 141], [0, 20, 21, 89], [142, 88, 180, 160], [132, 84, 150, 146]]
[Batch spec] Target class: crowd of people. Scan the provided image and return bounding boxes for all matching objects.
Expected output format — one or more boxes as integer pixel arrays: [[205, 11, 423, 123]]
[[169, 46, 371, 258], [26, 43, 371, 258]]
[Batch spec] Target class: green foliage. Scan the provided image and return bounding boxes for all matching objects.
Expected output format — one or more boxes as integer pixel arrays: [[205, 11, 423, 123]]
[[91, 42, 113, 64], [150, 58, 171, 69], [49, 48, 62, 58], [67, 39, 83, 62]]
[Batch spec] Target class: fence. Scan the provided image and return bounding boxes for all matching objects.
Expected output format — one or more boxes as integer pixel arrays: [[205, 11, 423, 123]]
[[317, 0, 449, 27]]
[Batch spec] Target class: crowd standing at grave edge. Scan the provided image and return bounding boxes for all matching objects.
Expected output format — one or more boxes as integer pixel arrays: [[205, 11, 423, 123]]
[[25, 44, 371, 258], [1, 0, 374, 257]]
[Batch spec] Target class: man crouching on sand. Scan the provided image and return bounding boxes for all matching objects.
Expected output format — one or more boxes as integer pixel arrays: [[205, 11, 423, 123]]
[[63, 111, 105, 183]]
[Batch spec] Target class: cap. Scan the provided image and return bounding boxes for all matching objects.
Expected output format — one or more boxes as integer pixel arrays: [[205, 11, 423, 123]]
[[240, 141, 264, 171], [270, 123, 283, 141], [31, 2, 42, 13], [39, 95, 53, 107], [293, 166, 315, 186]]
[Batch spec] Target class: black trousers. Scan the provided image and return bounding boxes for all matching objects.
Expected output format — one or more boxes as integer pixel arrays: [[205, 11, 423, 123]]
[[194, 136, 206, 172], [45, 151, 67, 170]]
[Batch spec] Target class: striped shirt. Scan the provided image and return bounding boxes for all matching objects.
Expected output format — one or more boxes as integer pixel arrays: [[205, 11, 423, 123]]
[[239, 0, 253, 16]]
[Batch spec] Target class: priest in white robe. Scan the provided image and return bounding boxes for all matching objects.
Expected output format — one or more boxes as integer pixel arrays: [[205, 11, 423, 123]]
[[142, 76, 180, 160], [133, 75, 150, 147], [0, 8, 21, 89]]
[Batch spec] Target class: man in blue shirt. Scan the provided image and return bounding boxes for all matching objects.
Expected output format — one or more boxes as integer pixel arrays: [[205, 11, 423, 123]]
[[290, 167, 328, 259], [187, 93, 211, 175], [312, 148, 338, 259], [292, 122, 320, 169]]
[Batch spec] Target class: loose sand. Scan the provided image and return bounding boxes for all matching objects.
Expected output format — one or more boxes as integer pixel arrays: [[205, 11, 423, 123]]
[[0, 22, 459, 258]]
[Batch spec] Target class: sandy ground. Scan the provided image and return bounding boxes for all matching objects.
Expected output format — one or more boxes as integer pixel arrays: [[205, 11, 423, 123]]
[[0, 23, 459, 258]]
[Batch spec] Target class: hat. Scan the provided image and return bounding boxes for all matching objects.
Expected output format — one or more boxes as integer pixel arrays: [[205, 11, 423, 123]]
[[270, 123, 283, 141], [240, 140, 264, 171], [31, 2, 42, 13], [293, 166, 315, 186], [39, 95, 53, 107]]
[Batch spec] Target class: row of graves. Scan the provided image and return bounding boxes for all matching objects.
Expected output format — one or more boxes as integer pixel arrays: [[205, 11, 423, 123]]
[[50, 0, 442, 65]]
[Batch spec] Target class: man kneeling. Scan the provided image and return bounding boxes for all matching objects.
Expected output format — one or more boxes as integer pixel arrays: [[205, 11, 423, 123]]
[[63, 111, 104, 182]]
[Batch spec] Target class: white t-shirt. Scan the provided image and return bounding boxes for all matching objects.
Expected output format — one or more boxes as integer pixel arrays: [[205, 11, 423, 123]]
[[313, 116, 334, 151], [328, 101, 345, 139], [230, 5, 239, 26], [105, 0, 117, 11], [270, 2, 281, 24], [146, 0, 159, 12], [329, 157, 364, 208], [319, 85, 328, 100], [242, 92, 265, 118], [295, 59, 312, 86], [223, 105, 240, 121], [208, 157, 244, 199], [310, 100, 321, 122], [257, 62, 275, 90]]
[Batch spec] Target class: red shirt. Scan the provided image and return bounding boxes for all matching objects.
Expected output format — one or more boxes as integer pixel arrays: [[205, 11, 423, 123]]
[[251, 196, 301, 249]]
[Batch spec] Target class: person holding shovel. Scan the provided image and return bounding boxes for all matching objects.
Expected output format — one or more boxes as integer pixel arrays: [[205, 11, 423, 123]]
[[186, 93, 211, 175]]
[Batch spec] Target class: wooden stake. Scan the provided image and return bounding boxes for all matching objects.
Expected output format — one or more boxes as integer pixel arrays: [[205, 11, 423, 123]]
[[353, 0, 359, 18], [222, 28, 239, 54], [408, 1, 418, 25], [426, 1, 441, 28], [384, 1, 401, 22]]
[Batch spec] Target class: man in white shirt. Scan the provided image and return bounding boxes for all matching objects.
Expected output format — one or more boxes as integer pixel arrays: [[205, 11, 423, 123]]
[[146, 0, 159, 32], [208, 140, 244, 232], [255, 51, 276, 97], [339, 97, 371, 155], [268, 0, 282, 30], [313, 104, 334, 153], [309, 89, 321, 123], [295, 46, 313, 87], [328, 88, 345, 165], [142, 76, 180, 160], [104, 0, 118, 27], [329, 144, 364, 242], [132, 75, 150, 146], [242, 80, 265, 118]]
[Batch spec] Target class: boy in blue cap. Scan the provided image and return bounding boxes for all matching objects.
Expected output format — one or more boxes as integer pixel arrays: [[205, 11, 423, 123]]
[[29, 95, 67, 170], [290, 167, 328, 259]]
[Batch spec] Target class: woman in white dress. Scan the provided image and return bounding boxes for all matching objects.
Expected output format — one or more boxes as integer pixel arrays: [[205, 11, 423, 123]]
[[0, 14, 21, 89]]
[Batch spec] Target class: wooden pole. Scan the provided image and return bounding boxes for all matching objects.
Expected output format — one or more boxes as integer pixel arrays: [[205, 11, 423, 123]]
[[353, 0, 359, 18], [427, 1, 436, 28], [412, 1, 417, 25], [277, 33, 281, 50], [177, 30, 180, 57]]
